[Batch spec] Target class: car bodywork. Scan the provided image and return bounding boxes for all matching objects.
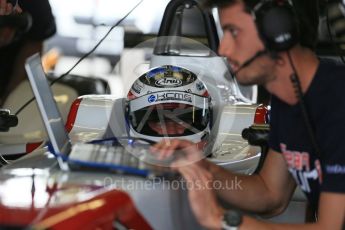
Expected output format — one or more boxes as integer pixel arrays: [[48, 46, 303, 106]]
[[0, 94, 262, 229]]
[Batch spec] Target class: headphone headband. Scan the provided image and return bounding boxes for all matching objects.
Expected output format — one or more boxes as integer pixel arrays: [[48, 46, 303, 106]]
[[251, 0, 299, 52]]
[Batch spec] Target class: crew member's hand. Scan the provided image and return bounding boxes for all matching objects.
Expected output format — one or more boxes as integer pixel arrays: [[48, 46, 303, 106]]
[[178, 162, 225, 230], [0, 0, 22, 47], [150, 139, 204, 166]]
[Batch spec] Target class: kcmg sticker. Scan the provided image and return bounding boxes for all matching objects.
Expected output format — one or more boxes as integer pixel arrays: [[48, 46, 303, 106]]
[[155, 78, 183, 87], [156, 92, 192, 103], [148, 95, 156, 103]]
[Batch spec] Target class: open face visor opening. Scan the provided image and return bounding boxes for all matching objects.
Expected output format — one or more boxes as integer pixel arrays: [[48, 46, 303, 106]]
[[128, 93, 211, 137]]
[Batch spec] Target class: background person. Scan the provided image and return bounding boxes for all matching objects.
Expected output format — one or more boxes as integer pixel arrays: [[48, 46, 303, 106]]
[[0, 0, 56, 106]]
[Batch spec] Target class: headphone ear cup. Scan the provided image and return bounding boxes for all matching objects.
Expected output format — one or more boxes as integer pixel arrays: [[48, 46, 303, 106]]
[[255, 1, 299, 52]]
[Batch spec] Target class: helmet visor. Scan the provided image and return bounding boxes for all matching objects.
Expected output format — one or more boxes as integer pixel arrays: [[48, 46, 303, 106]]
[[128, 91, 210, 137]]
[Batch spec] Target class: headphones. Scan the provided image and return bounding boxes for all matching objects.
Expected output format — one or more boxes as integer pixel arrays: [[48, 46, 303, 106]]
[[250, 0, 300, 53]]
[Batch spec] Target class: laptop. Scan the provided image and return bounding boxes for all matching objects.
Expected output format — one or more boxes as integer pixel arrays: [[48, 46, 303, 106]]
[[25, 53, 170, 177]]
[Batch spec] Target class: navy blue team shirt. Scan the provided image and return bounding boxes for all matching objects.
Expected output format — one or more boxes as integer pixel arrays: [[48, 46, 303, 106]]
[[269, 58, 345, 213]]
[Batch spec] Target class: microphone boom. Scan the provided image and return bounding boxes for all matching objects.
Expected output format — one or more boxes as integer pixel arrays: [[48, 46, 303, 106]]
[[233, 50, 268, 75]]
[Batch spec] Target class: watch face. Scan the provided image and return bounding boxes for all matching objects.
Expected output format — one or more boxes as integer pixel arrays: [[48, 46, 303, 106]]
[[224, 210, 242, 227]]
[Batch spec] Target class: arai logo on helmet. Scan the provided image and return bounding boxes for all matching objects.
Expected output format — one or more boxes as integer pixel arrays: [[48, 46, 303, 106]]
[[155, 78, 182, 87], [148, 95, 156, 103]]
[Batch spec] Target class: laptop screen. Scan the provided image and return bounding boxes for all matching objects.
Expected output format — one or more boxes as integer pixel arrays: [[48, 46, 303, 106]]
[[25, 53, 72, 157]]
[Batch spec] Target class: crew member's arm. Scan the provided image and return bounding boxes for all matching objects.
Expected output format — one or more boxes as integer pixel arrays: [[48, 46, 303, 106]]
[[179, 157, 345, 230], [152, 140, 296, 216], [206, 148, 296, 216]]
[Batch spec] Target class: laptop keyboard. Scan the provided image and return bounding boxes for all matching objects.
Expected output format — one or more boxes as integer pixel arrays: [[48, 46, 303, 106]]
[[69, 143, 147, 168], [67, 143, 178, 178]]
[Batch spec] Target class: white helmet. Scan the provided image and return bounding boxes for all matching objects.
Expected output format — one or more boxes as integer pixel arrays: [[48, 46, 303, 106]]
[[126, 65, 212, 143]]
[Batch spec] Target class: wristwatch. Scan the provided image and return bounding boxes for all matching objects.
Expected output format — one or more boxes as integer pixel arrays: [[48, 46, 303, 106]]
[[221, 210, 243, 230]]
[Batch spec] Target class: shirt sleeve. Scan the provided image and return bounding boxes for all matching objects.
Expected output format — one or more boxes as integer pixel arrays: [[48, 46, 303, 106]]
[[317, 71, 345, 194], [320, 120, 345, 194], [268, 96, 281, 153]]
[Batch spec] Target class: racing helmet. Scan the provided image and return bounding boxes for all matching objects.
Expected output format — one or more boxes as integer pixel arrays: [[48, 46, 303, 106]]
[[126, 65, 212, 143]]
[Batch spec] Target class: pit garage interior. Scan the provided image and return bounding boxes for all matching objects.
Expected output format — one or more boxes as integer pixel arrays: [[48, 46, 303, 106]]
[[0, 0, 344, 229]]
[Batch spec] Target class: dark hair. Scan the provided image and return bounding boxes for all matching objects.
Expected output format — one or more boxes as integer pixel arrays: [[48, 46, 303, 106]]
[[202, 0, 260, 12], [202, 0, 319, 50], [202, 0, 237, 9]]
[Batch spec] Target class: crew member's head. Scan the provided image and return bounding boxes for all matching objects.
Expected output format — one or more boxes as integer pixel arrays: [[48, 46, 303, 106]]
[[203, 0, 318, 86], [126, 65, 212, 145]]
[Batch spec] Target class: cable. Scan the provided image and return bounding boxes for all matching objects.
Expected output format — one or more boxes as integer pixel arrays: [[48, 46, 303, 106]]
[[15, 97, 34, 116], [0, 154, 9, 166], [325, 0, 345, 64], [287, 51, 322, 160], [14, 0, 144, 116]]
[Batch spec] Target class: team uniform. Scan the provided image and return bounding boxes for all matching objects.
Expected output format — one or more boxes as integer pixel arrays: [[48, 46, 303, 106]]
[[269, 58, 345, 213]]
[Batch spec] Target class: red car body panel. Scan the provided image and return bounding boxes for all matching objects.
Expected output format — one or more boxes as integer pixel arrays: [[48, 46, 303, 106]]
[[0, 178, 152, 229]]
